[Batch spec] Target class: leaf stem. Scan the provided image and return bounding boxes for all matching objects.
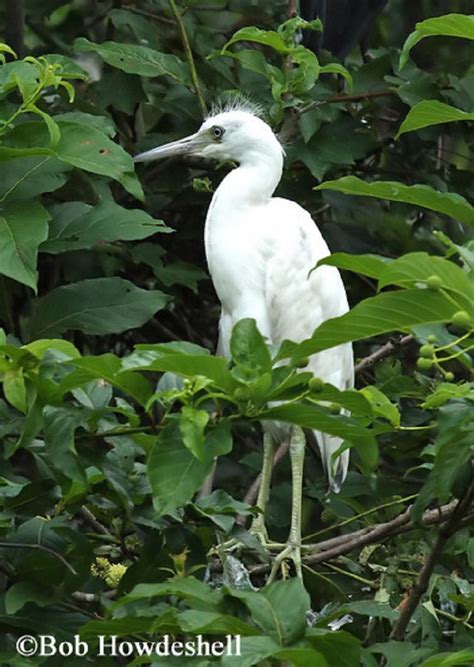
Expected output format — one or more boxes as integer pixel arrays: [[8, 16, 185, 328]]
[[168, 0, 207, 117]]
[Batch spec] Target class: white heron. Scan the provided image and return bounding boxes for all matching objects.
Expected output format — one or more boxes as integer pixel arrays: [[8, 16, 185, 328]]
[[134, 101, 353, 580]]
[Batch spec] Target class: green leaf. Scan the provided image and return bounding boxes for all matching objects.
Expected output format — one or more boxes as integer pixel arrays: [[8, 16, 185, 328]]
[[317, 253, 389, 279], [148, 421, 213, 516], [400, 14, 474, 69], [0, 156, 71, 203], [3, 369, 27, 413], [29, 277, 168, 339], [360, 386, 400, 427], [133, 353, 235, 393], [261, 403, 377, 468], [316, 177, 474, 228], [179, 406, 209, 462], [119, 576, 223, 611], [230, 319, 272, 376], [59, 354, 152, 406], [280, 289, 463, 360], [3, 120, 143, 200], [223, 27, 290, 54], [377, 253, 474, 314], [398, 100, 474, 136], [419, 649, 474, 667], [0, 201, 49, 290], [43, 406, 87, 483], [42, 201, 169, 254], [178, 610, 259, 636], [229, 578, 310, 645], [5, 581, 52, 615], [422, 383, 474, 409], [74, 38, 190, 84]]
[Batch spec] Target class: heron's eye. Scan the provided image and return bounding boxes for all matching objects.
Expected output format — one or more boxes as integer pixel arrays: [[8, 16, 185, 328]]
[[211, 126, 224, 140]]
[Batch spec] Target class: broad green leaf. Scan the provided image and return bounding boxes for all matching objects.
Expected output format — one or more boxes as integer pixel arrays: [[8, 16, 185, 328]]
[[0, 201, 49, 290], [414, 400, 473, 518], [360, 386, 400, 427], [134, 354, 235, 393], [223, 27, 290, 54], [345, 600, 399, 620], [316, 177, 474, 228], [5, 582, 52, 615], [59, 354, 152, 406], [307, 629, 361, 667], [29, 277, 168, 339], [3, 369, 27, 413], [419, 649, 474, 667], [74, 38, 190, 84], [400, 14, 474, 69], [118, 576, 223, 611], [229, 578, 310, 645], [230, 319, 272, 375], [280, 289, 463, 360], [3, 121, 143, 200], [179, 406, 209, 462], [0, 156, 71, 203], [178, 610, 259, 636], [42, 201, 169, 253], [43, 406, 87, 483], [377, 253, 474, 314], [317, 253, 389, 279], [398, 100, 474, 136], [148, 421, 213, 516], [261, 403, 377, 468], [422, 383, 474, 409]]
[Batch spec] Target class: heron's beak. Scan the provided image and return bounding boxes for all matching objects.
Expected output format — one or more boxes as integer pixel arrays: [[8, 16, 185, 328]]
[[134, 131, 205, 163]]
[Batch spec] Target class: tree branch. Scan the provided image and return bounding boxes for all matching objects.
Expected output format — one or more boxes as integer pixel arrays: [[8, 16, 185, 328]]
[[390, 478, 474, 641], [243, 498, 473, 575], [355, 334, 414, 374]]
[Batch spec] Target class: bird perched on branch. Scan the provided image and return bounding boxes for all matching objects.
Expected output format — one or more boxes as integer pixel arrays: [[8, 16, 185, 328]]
[[134, 101, 353, 580]]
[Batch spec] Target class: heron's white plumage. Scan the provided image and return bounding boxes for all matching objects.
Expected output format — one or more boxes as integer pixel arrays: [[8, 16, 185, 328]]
[[134, 105, 354, 490], [202, 110, 353, 489]]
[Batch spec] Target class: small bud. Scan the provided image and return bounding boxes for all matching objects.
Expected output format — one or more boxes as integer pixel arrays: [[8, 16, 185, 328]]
[[451, 310, 472, 330], [308, 377, 324, 392], [419, 344, 435, 358], [291, 356, 309, 369], [444, 371, 454, 381], [417, 357, 433, 371], [426, 275, 443, 290], [233, 387, 251, 401], [427, 334, 438, 343], [330, 402, 341, 414]]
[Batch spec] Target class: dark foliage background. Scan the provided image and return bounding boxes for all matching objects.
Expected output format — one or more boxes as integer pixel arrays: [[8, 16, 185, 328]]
[[0, 1, 473, 665]]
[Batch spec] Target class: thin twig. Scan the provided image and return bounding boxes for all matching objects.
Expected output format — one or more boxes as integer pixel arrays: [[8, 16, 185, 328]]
[[355, 335, 414, 374], [243, 500, 473, 575], [168, 0, 207, 116], [0, 542, 77, 576], [390, 478, 474, 641], [78, 506, 111, 536]]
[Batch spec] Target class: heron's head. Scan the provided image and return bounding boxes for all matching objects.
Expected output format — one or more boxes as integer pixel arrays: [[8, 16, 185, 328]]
[[134, 109, 284, 166]]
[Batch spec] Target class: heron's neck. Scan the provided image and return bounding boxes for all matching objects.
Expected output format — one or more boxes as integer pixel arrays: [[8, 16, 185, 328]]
[[208, 148, 283, 216]]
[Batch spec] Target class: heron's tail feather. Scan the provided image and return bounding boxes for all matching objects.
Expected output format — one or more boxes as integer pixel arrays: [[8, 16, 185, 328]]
[[316, 432, 349, 493]]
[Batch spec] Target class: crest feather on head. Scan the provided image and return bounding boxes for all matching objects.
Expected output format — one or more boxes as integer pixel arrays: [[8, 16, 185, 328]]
[[207, 93, 265, 120]]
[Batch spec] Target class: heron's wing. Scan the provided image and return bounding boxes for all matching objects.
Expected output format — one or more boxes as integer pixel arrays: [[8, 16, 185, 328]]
[[264, 198, 354, 489]]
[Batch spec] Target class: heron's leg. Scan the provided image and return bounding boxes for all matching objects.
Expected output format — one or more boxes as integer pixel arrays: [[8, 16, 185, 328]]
[[267, 426, 305, 582], [249, 432, 275, 542]]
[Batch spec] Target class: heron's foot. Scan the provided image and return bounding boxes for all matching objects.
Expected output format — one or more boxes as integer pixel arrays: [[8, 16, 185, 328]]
[[267, 540, 302, 584], [248, 516, 269, 547]]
